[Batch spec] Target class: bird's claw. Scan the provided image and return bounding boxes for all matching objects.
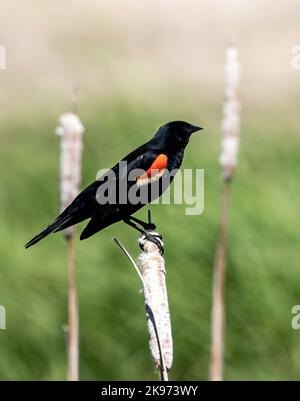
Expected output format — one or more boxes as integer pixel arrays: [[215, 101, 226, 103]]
[[140, 232, 164, 255], [144, 222, 156, 232]]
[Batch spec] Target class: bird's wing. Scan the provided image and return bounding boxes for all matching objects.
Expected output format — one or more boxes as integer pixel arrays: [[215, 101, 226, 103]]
[[79, 150, 169, 240], [60, 144, 170, 225], [25, 143, 169, 248], [61, 145, 166, 216], [116, 143, 168, 178]]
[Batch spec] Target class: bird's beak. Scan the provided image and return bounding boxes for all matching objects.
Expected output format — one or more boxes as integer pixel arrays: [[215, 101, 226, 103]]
[[189, 125, 203, 134]]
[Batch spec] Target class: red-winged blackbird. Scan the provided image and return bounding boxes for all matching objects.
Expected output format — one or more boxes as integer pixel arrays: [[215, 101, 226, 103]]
[[25, 121, 203, 250]]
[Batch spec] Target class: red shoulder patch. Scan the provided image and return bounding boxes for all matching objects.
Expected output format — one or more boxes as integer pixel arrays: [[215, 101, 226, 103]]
[[145, 154, 168, 178], [137, 154, 168, 186]]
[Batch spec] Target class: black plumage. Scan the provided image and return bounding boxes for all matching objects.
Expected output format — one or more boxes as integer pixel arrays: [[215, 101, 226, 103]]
[[25, 121, 202, 249]]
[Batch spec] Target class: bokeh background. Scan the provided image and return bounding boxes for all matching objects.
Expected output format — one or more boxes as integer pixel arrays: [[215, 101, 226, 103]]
[[1, 0, 300, 380]]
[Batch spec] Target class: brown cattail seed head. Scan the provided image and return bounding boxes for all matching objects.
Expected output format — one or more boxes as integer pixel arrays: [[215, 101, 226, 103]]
[[138, 233, 173, 371], [56, 113, 84, 237], [220, 46, 241, 182]]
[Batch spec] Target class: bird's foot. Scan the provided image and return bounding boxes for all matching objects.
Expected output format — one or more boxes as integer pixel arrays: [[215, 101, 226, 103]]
[[143, 222, 157, 231], [124, 210, 164, 254], [139, 231, 164, 255], [128, 215, 156, 232]]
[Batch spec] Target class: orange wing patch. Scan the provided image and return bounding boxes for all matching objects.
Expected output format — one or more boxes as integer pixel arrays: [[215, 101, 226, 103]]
[[137, 154, 168, 187]]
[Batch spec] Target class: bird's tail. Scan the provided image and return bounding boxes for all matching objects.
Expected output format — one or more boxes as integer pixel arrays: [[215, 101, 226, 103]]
[[24, 214, 72, 249]]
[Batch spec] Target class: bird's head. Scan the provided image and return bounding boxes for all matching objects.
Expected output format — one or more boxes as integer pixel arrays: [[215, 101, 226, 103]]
[[153, 121, 203, 150]]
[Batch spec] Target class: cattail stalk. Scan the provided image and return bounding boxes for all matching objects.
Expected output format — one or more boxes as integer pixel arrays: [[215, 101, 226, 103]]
[[210, 46, 241, 381], [56, 112, 84, 381], [114, 230, 173, 381], [138, 234, 173, 379]]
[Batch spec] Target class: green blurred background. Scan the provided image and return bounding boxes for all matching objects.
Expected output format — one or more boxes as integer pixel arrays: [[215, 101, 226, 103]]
[[1, 0, 300, 380]]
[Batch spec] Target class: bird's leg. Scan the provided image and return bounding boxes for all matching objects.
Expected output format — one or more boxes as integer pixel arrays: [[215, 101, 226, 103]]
[[123, 217, 164, 255], [128, 215, 156, 231]]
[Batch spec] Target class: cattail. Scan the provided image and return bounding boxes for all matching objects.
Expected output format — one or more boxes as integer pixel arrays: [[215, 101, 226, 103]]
[[210, 45, 241, 381], [138, 234, 173, 378], [114, 228, 173, 381], [56, 113, 84, 234], [56, 111, 84, 381], [0, 305, 6, 329], [0, 45, 6, 70], [220, 46, 241, 182]]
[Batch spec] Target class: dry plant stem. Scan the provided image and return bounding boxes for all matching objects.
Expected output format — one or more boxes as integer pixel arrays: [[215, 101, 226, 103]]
[[113, 236, 171, 381], [210, 181, 230, 381], [210, 45, 240, 381], [67, 235, 79, 381], [56, 110, 84, 381], [70, 85, 78, 115]]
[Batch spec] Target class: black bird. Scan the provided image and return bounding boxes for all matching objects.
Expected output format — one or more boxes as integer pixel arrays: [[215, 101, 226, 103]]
[[25, 121, 203, 250]]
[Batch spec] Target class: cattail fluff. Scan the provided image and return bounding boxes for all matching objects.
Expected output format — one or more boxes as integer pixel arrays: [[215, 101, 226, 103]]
[[220, 46, 241, 181], [56, 113, 84, 237], [138, 234, 173, 372]]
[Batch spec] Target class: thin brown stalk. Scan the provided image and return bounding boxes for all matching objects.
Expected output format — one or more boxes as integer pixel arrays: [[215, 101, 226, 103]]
[[210, 181, 230, 381], [56, 104, 84, 381], [67, 235, 79, 381], [210, 45, 240, 381]]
